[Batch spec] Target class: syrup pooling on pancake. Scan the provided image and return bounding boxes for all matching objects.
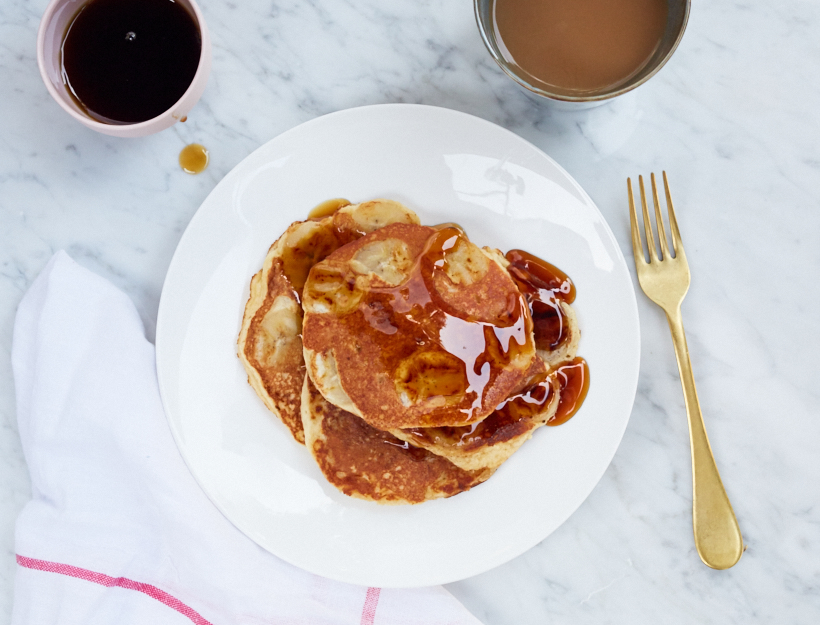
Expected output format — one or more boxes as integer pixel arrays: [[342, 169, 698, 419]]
[[393, 227, 532, 416], [307, 197, 352, 220], [388, 355, 558, 471], [302, 224, 537, 431], [506, 249, 581, 368], [506, 249, 588, 421], [241, 200, 589, 503], [401, 359, 557, 449], [390, 249, 588, 472], [506, 249, 574, 348], [390, 351, 560, 472], [277, 220, 348, 300], [548, 357, 590, 426], [278, 199, 422, 301], [393, 355, 589, 471]]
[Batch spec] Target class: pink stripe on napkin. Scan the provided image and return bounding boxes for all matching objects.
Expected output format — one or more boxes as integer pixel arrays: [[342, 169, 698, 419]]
[[11, 252, 484, 625], [361, 586, 381, 625], [16, 555, 214, 625]]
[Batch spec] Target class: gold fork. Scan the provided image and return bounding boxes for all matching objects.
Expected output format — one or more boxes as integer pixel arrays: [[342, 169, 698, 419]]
[[627, 172, 743, 569]]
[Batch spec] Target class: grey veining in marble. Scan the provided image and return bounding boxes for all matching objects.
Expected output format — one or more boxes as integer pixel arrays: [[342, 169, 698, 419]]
[[1, 0, 819, 623]]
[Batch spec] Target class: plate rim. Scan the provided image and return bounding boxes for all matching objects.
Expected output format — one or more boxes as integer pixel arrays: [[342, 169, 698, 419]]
[[156, 102, 641, 587]]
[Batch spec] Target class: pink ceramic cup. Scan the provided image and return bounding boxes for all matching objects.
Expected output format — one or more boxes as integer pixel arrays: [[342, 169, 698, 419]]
[[37, 0, 212, 138]]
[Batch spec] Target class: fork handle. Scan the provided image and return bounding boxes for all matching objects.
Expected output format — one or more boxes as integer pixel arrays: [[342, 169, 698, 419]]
[[665, 308, 744, 569]]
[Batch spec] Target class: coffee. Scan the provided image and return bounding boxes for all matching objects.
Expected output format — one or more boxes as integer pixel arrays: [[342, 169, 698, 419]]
[[493, 0, 668, 95], [61, 0, 201, 124]]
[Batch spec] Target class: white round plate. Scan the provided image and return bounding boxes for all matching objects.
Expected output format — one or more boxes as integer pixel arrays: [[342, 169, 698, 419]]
[[156, 104, 640, 588]]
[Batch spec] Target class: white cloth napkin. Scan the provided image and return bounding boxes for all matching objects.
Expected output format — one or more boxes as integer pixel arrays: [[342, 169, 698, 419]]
[[11, 251, 483, 625]]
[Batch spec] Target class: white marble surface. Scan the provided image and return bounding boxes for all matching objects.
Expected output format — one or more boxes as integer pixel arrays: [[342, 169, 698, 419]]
[[1, 0, 818, 622]]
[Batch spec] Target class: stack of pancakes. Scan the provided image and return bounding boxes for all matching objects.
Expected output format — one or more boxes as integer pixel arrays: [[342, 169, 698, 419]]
[[238, 200, 582, 504]]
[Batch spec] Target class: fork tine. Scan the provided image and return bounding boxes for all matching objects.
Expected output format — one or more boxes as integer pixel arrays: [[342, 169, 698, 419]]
[[662, 171, 684, 257], [650, 173, 671, 260], [627, 178, 646, 266], [639, 176, 659, 262]]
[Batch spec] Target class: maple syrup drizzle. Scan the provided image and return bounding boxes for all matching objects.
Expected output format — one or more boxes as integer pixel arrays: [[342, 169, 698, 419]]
[[431, 222, 466, 234], [495, 367, 553, 422], [393, 228, 530, 416], [547, 357, 590, 426], [292, 217, 590, 434], [506, 250, 588, 425], [178, 143, 209, 174], [400, 250, 589, 446], [304, 226, 532, 421], [277, 200, 369, 299], [506, 249, 574, 351], [279, 229, 342, 299], [308, 198, 351, 220], [402, 362, 554, 448], [402, 354, 589, 447]]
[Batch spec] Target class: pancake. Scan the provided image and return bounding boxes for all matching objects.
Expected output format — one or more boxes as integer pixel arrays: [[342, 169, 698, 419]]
[[301, 375, 493, 504], [239, 199, 589, 506], [237, 200, 420, 443], [301, 223, 538, 431], [387, 268, 582, 471], [388, 355, 554, 471]]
